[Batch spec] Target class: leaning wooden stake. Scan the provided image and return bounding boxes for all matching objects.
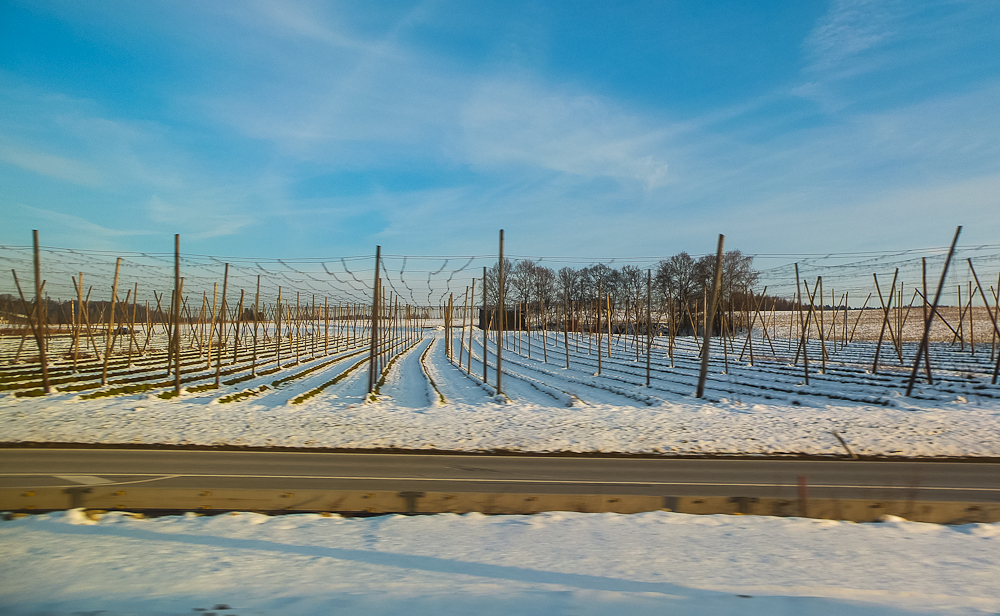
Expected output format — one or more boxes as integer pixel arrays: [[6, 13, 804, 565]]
[[968, 260, 1000, 384], [872, 269, 898, 374], [906, 226, 961, 396], [794, 263, 810, 386], [921, 259, 933, 383], [696, 234, 724, 399]]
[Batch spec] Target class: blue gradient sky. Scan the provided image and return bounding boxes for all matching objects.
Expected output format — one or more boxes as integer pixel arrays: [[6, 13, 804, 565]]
[[2, 0, 998, 259]]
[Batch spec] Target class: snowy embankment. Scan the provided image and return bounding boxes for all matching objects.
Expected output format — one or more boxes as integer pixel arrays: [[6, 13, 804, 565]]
[[2, 509, 999, 615], [2, 331, 1000, 457]]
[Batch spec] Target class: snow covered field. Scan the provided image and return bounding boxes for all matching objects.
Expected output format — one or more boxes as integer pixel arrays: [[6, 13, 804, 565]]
[[3, 329, 1000, 457], [2, 508, 998, 615]]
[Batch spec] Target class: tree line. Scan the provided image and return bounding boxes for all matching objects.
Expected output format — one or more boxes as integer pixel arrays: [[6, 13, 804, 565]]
[[480, 250, 780, 335]]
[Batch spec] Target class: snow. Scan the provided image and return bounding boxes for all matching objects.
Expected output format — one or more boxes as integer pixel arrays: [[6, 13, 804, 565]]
[[2, 508, 998, 615], [2, 330, 1000, 457]]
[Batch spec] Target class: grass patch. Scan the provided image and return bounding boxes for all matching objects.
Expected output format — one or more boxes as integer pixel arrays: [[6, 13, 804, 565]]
[[218, 385, 269, 404], [186, 382, 219, 394], [81, 381, 166, 400], [14, 388, 46, 397]]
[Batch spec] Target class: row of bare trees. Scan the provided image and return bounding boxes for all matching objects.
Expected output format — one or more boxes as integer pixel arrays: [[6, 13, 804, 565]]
[[480, 251, 761, 335]]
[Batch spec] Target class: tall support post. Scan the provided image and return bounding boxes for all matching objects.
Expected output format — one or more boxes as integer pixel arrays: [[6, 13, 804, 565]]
[[921, 259, 933, 383], [597, 280, 603, 375], [447, 293, 454, 360], [32, 231, 51, 393], [276, 287, 283, 368], [172, 234, 181, 395], [497, 229, 505, 395], [564, 285, 570, 370], [101, 257, 121, 386], [74, 272, 83, 372], [252, 275, 260, 377], [367, 246, 381, 395], [646, 269, 652, 387], [795, 263, 810, 385], [215, 263, 229, 387], [467, 279, 476, 374], [483, 267, 488, 383], [906, 226, 961, 396], [459, 286, 469, 367], [696, 234, 725, 399]]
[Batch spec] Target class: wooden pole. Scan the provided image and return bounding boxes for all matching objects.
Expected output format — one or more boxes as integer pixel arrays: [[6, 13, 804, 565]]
[[922, 259, 933, 384], [214, 264, 229, 387], [696, 234, 725, 399], [849, 293, 872, 344], [906, 226, 961, 396], [564, 285, 570, 369], [467, 279, 475, 373], [367, 246, 381, 394], [172, 235, 181, 395], [872, 270, 898, 374], [597, 280, 603, 375], [127, 283, 138, 368], [497, 229, 504, 395], [30, 231, 51, 393], [483, 267, 488, 383], [277, 292, 284, 368], [795, 263, 809, 386], [646, 269, 652, 387], [73, 273, 83, 371], [233, 288, 244, 365], [252, 276, 260, 376], [101, 257, 121, 386], [968, 260, 1000, 384], [459, 286, 469, 367]]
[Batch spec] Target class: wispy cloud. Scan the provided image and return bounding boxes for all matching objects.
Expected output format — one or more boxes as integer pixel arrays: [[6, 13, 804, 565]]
[[460, 78, 671, 190], [804, 0, 901, 74], [146, 195, 259, 241], [13, 204, 155, 251], [0, 140, 104, 187]]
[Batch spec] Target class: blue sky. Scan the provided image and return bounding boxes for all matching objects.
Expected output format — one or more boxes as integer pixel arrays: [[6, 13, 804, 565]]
[[2, 0, 999, 260]]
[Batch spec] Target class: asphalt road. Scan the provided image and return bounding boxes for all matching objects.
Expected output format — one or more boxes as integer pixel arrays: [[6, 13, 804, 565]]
[[2, 448, 999, 502]]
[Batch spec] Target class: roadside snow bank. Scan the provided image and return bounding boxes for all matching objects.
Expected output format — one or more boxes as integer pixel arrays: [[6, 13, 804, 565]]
[[3, 391, 1000, 457], [2, 509, 998, 615]]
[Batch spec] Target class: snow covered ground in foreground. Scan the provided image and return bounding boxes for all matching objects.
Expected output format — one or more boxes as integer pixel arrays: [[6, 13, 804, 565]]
[[3, 331, 1000, 457], [2, 509, 999, 615]]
